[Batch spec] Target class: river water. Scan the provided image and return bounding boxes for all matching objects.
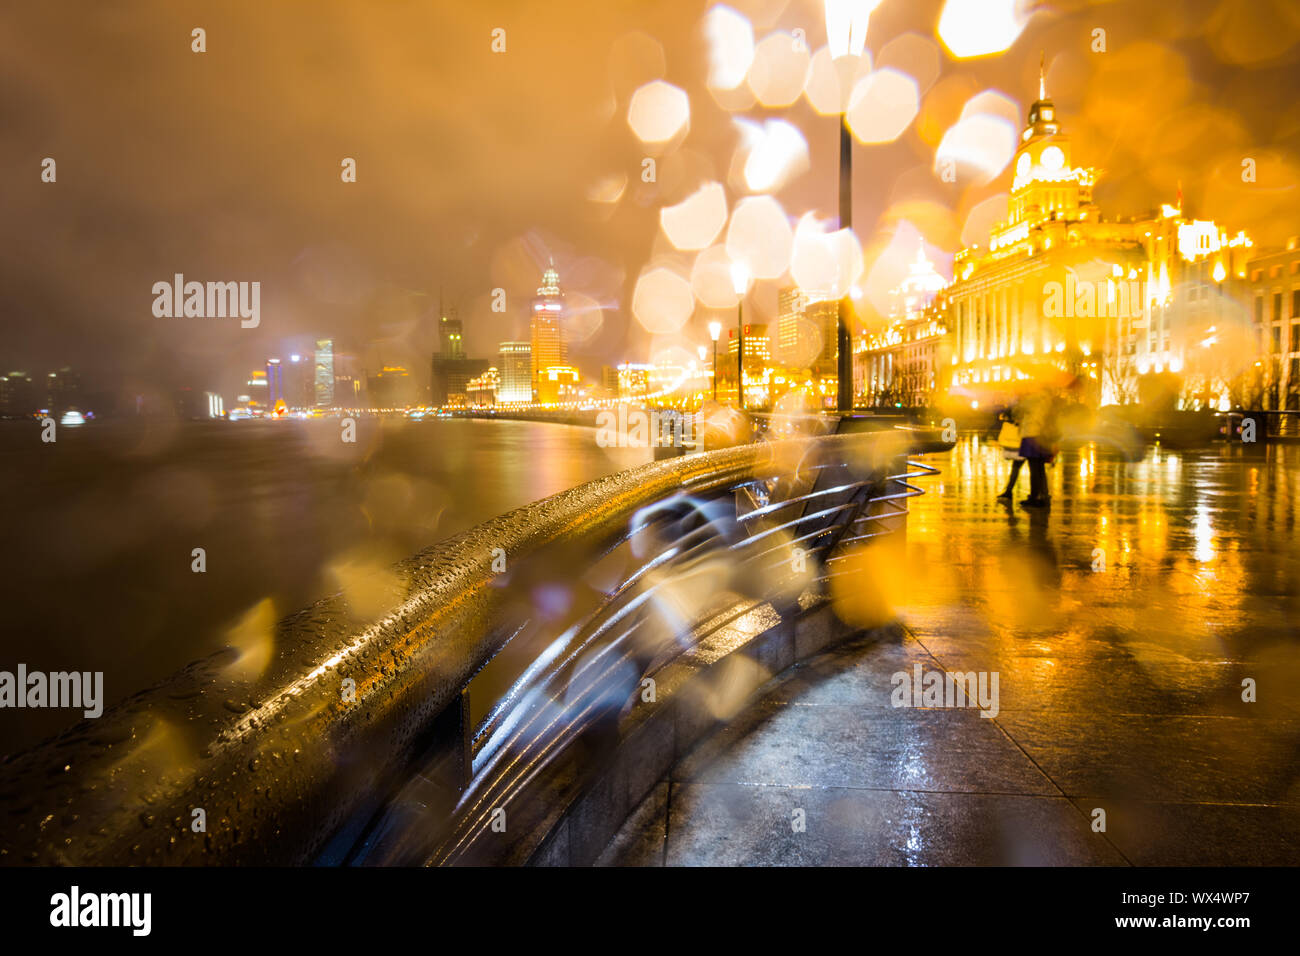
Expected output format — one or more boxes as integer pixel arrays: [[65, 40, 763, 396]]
[[0, 417, 648, 755]]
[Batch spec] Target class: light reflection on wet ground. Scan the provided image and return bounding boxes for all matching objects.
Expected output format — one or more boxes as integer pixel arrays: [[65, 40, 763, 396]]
[[604, 436, 1300, 866]]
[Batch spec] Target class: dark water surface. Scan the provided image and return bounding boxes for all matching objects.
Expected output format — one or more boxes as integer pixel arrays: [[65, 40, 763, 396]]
[[0, 417, 648, 755]]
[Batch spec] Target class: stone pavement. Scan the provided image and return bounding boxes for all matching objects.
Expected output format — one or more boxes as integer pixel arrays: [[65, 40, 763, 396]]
[[600, 435, 1300, 865]]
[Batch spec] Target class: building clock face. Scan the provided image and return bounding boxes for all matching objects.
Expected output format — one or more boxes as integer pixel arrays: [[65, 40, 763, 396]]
[[1040, 145, 1065, 171], [1016, 153, 1031, 178]]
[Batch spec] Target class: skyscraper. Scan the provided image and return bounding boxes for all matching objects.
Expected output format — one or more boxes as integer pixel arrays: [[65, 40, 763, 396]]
[[530, 262, 565, 400], [285, 354, 314, 409], [439, 308, 464, 359], [265, 358, 284, 405], [497, 341, 532, 403], [314, 339, 335, 407]]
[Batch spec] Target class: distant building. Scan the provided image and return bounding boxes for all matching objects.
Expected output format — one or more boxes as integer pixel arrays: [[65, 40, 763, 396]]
[[0, 371, 36, 418], [536, 364, 579, 405], [332, 351, 364, 407], [617, 363, 652, 402], [1243, 239, 1300, 410], [942, 69, 1253, 410], [775, 288, 840, 407], [467, 367, 500, 406], [856, 245, 951, 407], [431, 355, 489, 406], [368, 366, 417, 408], [531, 263, 566, 399], [45, 367, 81, 414], [246, 369, 268, 411], [725, 323, 771, 408], [439, 308, 465, 359], [314, 339, 335, 407], [265, 359, 285, 405], [497, 341, 532, 403], [175, 388, 224, 419], [284, 354, 314, 409]]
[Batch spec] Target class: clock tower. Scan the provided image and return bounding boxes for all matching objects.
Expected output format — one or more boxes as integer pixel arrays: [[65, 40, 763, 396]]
[[1008, 57, 1089, 227]]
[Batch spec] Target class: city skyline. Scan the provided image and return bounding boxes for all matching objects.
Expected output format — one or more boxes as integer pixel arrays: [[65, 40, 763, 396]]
[[5, 2, 1300, 406]]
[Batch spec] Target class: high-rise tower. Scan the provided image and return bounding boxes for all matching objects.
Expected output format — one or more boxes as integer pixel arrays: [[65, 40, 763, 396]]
[[530, 261, 566, 400]]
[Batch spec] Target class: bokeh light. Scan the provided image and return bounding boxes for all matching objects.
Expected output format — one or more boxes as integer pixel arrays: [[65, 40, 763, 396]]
[[845, 68, 919, 144], [691, 244, 745, 309], [703, 5, 755, 91], [935, 91, 1019, 184], [725, 195, 794, 280], [747, 31, 811, 107], [633, 265, 696, 334], [661, 182, 729, 250], [739, 118, 809, 192], [628, 80, 691, 144], [804, 45, 871, 115], [937, 0, 1029, 58], [790, 214, 863, 299]]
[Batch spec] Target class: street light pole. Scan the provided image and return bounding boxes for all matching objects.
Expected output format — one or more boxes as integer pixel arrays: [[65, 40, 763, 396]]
[[824, 0, 881, 415], [837, 117, 853, 413], [731, 263, 749, 412], [737, 298, 745, 412], [708, 321, 722, 402]]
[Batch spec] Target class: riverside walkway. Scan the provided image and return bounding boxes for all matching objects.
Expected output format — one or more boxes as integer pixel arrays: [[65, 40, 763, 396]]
[[600, 435, 1300, 866]]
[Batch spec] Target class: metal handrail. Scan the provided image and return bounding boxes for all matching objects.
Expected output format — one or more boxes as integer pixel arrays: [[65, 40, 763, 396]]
[[0, 428, 943, 866]]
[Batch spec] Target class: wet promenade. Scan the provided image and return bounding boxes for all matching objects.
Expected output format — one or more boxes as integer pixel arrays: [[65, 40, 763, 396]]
[[602, 435, 1300, 865]]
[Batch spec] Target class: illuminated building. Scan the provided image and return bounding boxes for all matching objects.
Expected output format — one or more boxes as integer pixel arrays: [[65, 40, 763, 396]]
[[536, 365, 579, 405], [943, 68, 1252, 409], [246, 369, 268, 411], [776, 288, 839, 402], [1243, 239, 1300, 411], [314, 339, 335, 407], [466, 367, 499, 406], [497, 341, 532, 403], [531, 262, 566, 400], [265, 358, 284, 405], [725, 323, 771, 409], [856, 244, 950, 407], [617, 364, 652, 402]]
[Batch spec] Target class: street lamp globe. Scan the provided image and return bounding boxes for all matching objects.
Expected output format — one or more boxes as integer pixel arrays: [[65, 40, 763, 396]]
[[730, 261, 750, 297], [824, 0, 880, 60], [708, 320, 722, 342]]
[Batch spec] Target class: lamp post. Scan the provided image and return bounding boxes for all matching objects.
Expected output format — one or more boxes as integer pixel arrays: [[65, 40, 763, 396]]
[[731, 262, 750, 411], [824, 0, 881, 413], [707, 320, 722, 402]]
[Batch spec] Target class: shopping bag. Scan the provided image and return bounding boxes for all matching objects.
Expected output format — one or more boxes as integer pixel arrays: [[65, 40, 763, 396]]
[[996, 421, 1020, 450]]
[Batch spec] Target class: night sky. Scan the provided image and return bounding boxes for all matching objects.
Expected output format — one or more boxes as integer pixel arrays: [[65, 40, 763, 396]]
[[3, 0, 1298, 402]]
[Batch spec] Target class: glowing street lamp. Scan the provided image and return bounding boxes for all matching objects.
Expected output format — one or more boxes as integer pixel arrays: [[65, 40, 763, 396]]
[[824, 0, 880, 412], [708, 320, 723, 402], [731, 262, 750, 411]]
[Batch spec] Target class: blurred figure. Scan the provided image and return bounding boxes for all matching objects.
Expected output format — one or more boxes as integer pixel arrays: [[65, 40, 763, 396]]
[[1016, 387, 1060, 508], [995, 401, 1024, 500]]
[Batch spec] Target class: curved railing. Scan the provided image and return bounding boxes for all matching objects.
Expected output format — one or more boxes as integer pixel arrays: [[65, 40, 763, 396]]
[[0, 427, 942, 866]]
